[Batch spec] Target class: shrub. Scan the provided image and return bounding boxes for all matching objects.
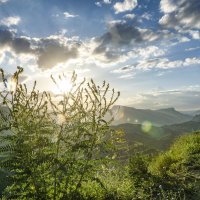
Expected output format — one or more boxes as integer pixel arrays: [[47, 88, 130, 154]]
[[129, 132, 200, 199], [0, 67, 124, 199]]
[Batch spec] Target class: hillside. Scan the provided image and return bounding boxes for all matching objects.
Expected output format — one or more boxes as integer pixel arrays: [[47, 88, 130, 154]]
[[110, 105, 192, 126], [112, 115, 200, 151]]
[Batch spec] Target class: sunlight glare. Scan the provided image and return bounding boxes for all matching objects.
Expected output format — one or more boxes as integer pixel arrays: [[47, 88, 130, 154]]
[[52, 78, 72, 94], [141, 121, 152, 133], [7, 77, 17, 92]]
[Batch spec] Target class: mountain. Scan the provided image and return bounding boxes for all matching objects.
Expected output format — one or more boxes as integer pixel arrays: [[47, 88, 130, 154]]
[[180, 109, 200, 116], [110, 105, 192, 126], [193, 110, 200, 116], [112, 115, 200, 151], [192, 114, 200, 122]]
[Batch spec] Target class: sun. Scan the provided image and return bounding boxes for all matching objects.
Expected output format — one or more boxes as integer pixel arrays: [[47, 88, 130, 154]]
[[52, 77, 72, 95], [6, 77, 17, 92]]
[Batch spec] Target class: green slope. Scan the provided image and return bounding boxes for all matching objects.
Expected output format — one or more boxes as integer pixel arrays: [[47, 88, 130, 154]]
[[112, 115, 200, 151]]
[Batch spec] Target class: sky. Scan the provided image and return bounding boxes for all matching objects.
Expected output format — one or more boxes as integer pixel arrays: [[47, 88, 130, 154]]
[[0, 0, 200, 111]]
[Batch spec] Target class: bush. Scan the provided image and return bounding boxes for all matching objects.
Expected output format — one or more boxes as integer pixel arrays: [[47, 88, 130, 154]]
[[0, 67, 125, 199], [128, 132, 200, 200], [149, 132, 200, 199]]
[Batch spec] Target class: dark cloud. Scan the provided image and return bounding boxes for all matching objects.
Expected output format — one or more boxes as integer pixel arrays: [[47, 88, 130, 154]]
[[37, 43, 78, 69], [93, 21, 167, 63], [0, 28, 80, 69], [159, 0, 200, 29], [12, 37, 32, 54], [0, 28, 32, 53], [121, 66, 132, 70], [94, 23, 143, 52], [111, 65, 135, 74], [0, 29, 13, 46]]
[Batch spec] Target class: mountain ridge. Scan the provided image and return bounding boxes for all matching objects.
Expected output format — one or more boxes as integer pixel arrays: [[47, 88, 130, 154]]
[[110, 105, 192, 126], [112, 115, 200, 151]]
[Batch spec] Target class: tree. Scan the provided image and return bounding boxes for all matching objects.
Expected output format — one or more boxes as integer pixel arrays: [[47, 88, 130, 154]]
[[0, 67, 123, 199]]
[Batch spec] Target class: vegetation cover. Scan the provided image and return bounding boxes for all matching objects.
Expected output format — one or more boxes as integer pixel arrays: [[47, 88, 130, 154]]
[[0, 67, 199, 200]]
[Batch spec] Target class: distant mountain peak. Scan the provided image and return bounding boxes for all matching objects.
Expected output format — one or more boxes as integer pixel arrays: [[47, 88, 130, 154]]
[[110, 105, 192, 126], [192, 114, 200, 122], [158, 107, 176, 111]]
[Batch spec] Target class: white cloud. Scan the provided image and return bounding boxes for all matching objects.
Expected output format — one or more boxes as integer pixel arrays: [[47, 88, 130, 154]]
[[189, 30, 200, 40], [159, 14, 170, 25], [111, 65, 134, 74], [159, 0, 200, 29], [0, 16, 21, 27], [118, 86, 200, 110], [63, 12, 78, 18], [119, 73, 134, 79], [95, 0, 111, 7], [141, 13, 152, 20], [132, 46, 166, 58], [107, 19, 126, 25], [95, 2, 102, 7], [114, 0, 137, 14], [0, 0, 8, 3], [111, 65, 135, 79], [103, 0, 112, 4], [183, 57, 200, 66], [0, 52, 5, 64], [185, 47, 200, 51], [179, 36, 190, 43], [177, 29, 200, 40], [160, 0, 177, 13], [124, 13, 135, 19], [136, 57, 200, 70]]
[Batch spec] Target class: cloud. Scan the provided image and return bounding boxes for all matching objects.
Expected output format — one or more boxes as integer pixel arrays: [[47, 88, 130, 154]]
[[0, 29, 32, 54], [0, 28, 80, 69], [111, 65, 134, 74], [188, 30, 200, 39], [114, 0, 137, 14], [0, 16, 21, 27], [63, 12, 78, 18], [123, 13, 135, 19], [0, 29, 13, 47], [141, 13, 152, 21], [94, 23, 142, 50], [123, 86, 200, 110], [136, 57, 200, 70], [92, 21, 170, 63], [0, 0, 8, 3], [95, 0, 111, 7], [129, 46, 166, 59], [160, 0, 177, 13], [36, 41, 79, 69], [92, 22, 143, 63], [0, 51, 5, 64], [159, 0, 200, 29], [103, 0, 111, 4], [12, 37, 33, 54], [0, 73, 28, 83], [95, 2, 102, 7], [183, 57, 200, 66], [118, 73, 134, 79], [185, 47, 200, 51]]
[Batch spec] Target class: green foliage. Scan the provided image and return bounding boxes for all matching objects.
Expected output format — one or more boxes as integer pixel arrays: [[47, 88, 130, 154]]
[[0, 67, 125, 199], [149, 132, 200, 199], [77, 165, 134, 200], [129, 132, 200, 199]]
